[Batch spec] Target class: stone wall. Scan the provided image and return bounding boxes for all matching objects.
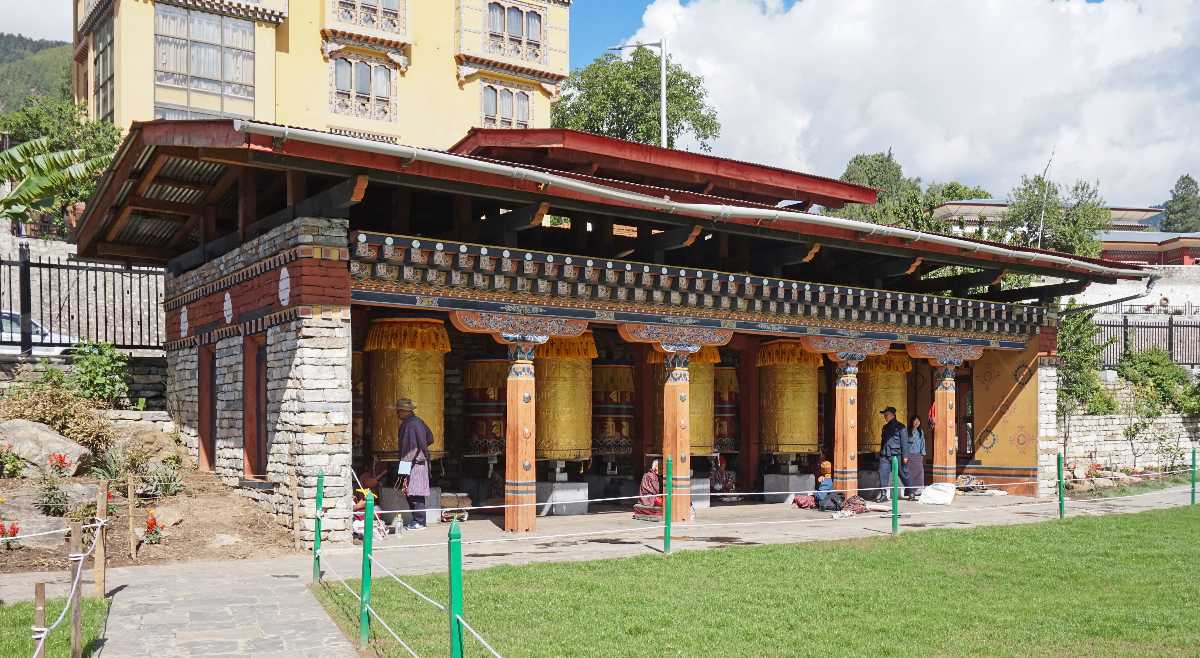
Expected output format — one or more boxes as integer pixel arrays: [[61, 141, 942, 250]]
[[0, 354, 167, 410], [101, 409, 175, 434], [1036, 357, 1059, 497], [1061, 413, 1198, 471], [163, 215, 353, 547]]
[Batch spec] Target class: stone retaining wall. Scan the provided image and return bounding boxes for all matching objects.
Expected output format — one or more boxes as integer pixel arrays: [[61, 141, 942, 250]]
[[101, 409, 175, 434], [0, 354, 167, 410], [1060, 413, 1198, 471]]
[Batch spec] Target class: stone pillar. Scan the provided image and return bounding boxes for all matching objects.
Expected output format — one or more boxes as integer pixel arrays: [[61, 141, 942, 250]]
[[1036, 356, 1060, 498], [931, 365, 957, 484], [831, 358, 862, 497], [504, 340, 541, 533], [662, 350, 693, 522]]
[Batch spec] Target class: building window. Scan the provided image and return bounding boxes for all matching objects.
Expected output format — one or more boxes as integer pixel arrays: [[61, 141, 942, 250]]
[[481, 82, 530, 129], [331, 56, 395, 121], [153, 4, 255, 120], [485, 2, 544, 63], [336, 0, 405, 34], [92, 16, 114, 122]]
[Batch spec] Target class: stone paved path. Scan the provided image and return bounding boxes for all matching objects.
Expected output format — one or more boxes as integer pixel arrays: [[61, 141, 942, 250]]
[[1, 486, 1192, 656]]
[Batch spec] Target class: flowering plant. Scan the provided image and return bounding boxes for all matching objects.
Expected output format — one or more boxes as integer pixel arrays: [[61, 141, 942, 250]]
[[48, 452, 72, 477], [0, 442, 22, 478], [0, 520, 19, 549], [144, 511, 163, 545]]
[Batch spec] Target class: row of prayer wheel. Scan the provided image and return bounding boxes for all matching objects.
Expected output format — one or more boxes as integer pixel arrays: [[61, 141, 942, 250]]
[[363, 320, 910, 460]]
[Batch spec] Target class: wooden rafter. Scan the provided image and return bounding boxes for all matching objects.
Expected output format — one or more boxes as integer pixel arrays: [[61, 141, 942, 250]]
[[967, 280, 1090, 304], [103, 152, 170, 241], [907, 269, 1005, 293]]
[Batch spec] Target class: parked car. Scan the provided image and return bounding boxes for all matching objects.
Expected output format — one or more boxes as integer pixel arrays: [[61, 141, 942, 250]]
[[0, 310, 78, 356]]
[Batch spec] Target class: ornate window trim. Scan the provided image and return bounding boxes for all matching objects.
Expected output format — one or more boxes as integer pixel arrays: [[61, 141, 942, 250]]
[[329, 0, 408, 40], [479, 78, 534, 129], [329, 53, 399, 123], [484, 1, 547, 67]]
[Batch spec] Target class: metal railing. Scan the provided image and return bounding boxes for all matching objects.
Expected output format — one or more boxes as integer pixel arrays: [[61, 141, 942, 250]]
[[0, 243, 164, 353], [1094, 317, 1200, 367]]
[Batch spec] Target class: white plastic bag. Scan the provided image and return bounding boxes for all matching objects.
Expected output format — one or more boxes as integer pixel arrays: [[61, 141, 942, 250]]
[[918, 482, 956, 505]]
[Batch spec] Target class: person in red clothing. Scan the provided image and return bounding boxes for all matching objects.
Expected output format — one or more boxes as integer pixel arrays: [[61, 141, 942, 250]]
[[639, 459, 663, 507]]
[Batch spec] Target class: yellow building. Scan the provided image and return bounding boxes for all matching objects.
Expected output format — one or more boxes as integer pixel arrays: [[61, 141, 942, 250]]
[[72, 0, 571, 148]]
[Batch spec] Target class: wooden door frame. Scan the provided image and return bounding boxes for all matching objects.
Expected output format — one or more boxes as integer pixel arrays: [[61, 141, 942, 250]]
[[197, 344, 216, 472], [242, 334, 269, 479]]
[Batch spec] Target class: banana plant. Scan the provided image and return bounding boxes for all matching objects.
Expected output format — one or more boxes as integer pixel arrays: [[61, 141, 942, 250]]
[[0, 137, 112, 221]]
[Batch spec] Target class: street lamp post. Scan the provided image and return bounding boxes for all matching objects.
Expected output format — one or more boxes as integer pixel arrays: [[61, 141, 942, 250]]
[[609, 39, 668, 148]]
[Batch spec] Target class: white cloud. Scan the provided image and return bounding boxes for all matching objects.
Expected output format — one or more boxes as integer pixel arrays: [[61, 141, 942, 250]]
[[629, 0, 1200, 206], [0, 0, 73, 42]]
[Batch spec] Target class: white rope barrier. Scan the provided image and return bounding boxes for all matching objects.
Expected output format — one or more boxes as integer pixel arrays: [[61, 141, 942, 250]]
[[317, 551, 361, 601], [365, 604, 421, 658], [4, 520, 109, 544], [369, 556, 447, 612], [457, 615, 504, 658], [30, 520, 105, 658]]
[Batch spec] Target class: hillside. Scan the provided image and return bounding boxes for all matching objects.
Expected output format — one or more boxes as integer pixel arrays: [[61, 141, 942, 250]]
[[0, 33, 71, 113]]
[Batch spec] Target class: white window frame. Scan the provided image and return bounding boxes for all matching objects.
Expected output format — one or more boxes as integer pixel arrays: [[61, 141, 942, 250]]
[[330, 54, 397, 122], [484, 2, 545, 64], [334, 0, 407, 35], [480, 80, 532, 129], [92, 16, 114, 122], [153, 4, 255, 120]]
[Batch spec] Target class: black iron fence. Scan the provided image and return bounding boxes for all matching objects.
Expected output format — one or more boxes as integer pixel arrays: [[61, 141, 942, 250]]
[[1094, 317, 1200, 367], [0, 243, 165, 353]]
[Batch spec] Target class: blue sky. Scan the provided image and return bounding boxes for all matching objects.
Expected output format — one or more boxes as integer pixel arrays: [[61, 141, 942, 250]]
[[570, 0, 654, 68]]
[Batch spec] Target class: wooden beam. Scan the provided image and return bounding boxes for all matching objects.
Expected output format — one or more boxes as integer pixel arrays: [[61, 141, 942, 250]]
[[391, 186, 412, 234], [286, 171, 307, 206], [144, 177, 211, 194], [203, 167, 241, 205], [246, 174, 370, 242], [102, 152, 172, 242], [968, 280, 1090, 303], [123, 195, 195, 216], [167, 213, 202, 250], [489, 201, 551, 234], [453, 195, 473, 237], [878, 256, 923, 279], [764, 242, 820, 268], [95, 241, 177, 262], [238, 168, 256, 242], [908, 269, 1004, 293]]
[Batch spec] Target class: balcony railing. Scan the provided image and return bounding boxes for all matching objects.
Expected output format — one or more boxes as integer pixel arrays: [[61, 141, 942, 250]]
[[486, 33, 545, 66]]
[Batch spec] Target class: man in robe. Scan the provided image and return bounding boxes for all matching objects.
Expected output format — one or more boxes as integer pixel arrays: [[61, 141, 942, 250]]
[[639, 459, 663, 508], [395, 398, 434, 530], [877, 406, 908, 502]]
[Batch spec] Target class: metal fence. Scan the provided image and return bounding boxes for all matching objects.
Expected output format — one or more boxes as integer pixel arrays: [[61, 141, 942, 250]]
[[0, 243, 165, 353], [1091, 301, 1200, 317], [1094, 318, 1200, 367]]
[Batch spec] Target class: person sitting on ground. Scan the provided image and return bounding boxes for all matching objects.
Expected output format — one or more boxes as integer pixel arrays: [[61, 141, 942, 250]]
[[639, 459, 663, 508], [352, 470, 382, 539], [815, 460, 834, 504]]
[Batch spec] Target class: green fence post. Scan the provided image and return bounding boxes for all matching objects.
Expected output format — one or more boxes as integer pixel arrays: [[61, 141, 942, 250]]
[[448, 521, 465, 658], [1057, 453, 1065, 520], [358, 491, 374, 649], [1191, 447, 1196, 507], [312, 471, 324, 584], [890, 455, 900, 536], [663, 457, 673, 555]]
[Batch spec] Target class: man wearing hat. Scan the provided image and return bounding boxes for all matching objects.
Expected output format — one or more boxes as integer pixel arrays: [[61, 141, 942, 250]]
[[877, 406, 908, 503], [394, 398, 435, 530]]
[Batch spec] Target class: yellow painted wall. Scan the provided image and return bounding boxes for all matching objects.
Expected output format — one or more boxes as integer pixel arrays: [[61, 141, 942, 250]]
[[969, 340, 1040, 488], [82, 0, 566, 149]]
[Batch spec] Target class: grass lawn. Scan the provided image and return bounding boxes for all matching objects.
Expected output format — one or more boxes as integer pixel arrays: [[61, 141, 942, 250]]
[[0, 596, 109, 657], [315, 506, 1200, 657]]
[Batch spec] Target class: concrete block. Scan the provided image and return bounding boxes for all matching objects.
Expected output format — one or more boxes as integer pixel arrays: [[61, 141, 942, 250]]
[[763, 473, 816, 503], [536, 481, 589, 516]]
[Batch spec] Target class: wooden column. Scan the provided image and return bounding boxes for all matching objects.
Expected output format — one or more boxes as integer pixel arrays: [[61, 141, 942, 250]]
[[735, 337, 761, 491], [237, 168, 255, 242], [831, 359, 861, 497], [392, 187, 412, 234], [662, 350, 692, 522], [504, 341, 540, 533], [931, 364, 957, 484], [633, 344, 655, 472]]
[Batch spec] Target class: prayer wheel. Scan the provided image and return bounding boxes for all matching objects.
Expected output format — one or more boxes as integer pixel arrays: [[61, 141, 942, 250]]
[[756, 340, 821, 454], [352, 351, 365, 459], [534, 333, 597, 461], [463, 359, 509, 456], [650, 346, 720, 455], [714, 366, 740, 454], [592, 363, 636, 456], [857, 352, 913, 453], [366, 318, 450, 458]]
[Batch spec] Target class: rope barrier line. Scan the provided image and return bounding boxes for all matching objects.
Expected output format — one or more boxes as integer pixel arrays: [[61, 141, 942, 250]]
[[369, 555, 447, 612], [318, 551, 362, 602], [29, 519, 105, 658], [457, 615, 504, 658], [365, 604, 421, 658]]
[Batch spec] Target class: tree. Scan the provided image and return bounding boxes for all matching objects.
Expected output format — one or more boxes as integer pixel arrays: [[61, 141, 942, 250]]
[[0, 95, 121, 218], [0, 137, 113, 222], [1161, 174, 1200, 233], [1056, 304, 1116, 419], [997, 176, 1111, 257], [552, 47, 721, 151]]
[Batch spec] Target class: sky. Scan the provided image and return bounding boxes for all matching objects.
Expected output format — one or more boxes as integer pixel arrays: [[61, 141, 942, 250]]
[[5, 0, 1196, 207]]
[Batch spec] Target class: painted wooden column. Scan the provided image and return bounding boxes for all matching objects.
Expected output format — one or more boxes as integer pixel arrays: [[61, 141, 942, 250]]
[[906, 344, 985, 485], [618, 323, 733, 523], [504, 340, 541, 532], [800, 337, 891, 498], [448, 311, 588, 533]]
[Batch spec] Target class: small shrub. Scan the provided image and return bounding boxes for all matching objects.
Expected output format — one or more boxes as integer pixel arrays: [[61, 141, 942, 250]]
[[69, 342, 130, 407], [144, 462, 186, 498], [143, 512, 163, 544], [0, 443, 24, 478], [35, 474, 69, 517], [1085, 390, 1117, 415], [0, 369, 116, 455], [89, 444, 149, 485]]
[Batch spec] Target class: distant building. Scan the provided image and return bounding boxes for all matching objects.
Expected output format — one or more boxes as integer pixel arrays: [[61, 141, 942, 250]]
[[1095, 231, 1200, 266], [932, 199, 1163, 234], [71, 0, 571, 148]]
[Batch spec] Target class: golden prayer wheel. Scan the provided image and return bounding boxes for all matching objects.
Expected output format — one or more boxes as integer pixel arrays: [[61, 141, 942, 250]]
[[714, 366, 740, 453], [366, 318, 451, 458], [535, 333, 597, 461], [650, 346, 720, 455], [464, 359, 509, 456], [757, 340, 821, 454], [857, 352, 913, 453], [592, 363, 636, 456]]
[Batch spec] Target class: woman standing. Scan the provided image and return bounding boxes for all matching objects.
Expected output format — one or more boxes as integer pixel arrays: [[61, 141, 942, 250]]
[[903, 415, 927, 500]]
